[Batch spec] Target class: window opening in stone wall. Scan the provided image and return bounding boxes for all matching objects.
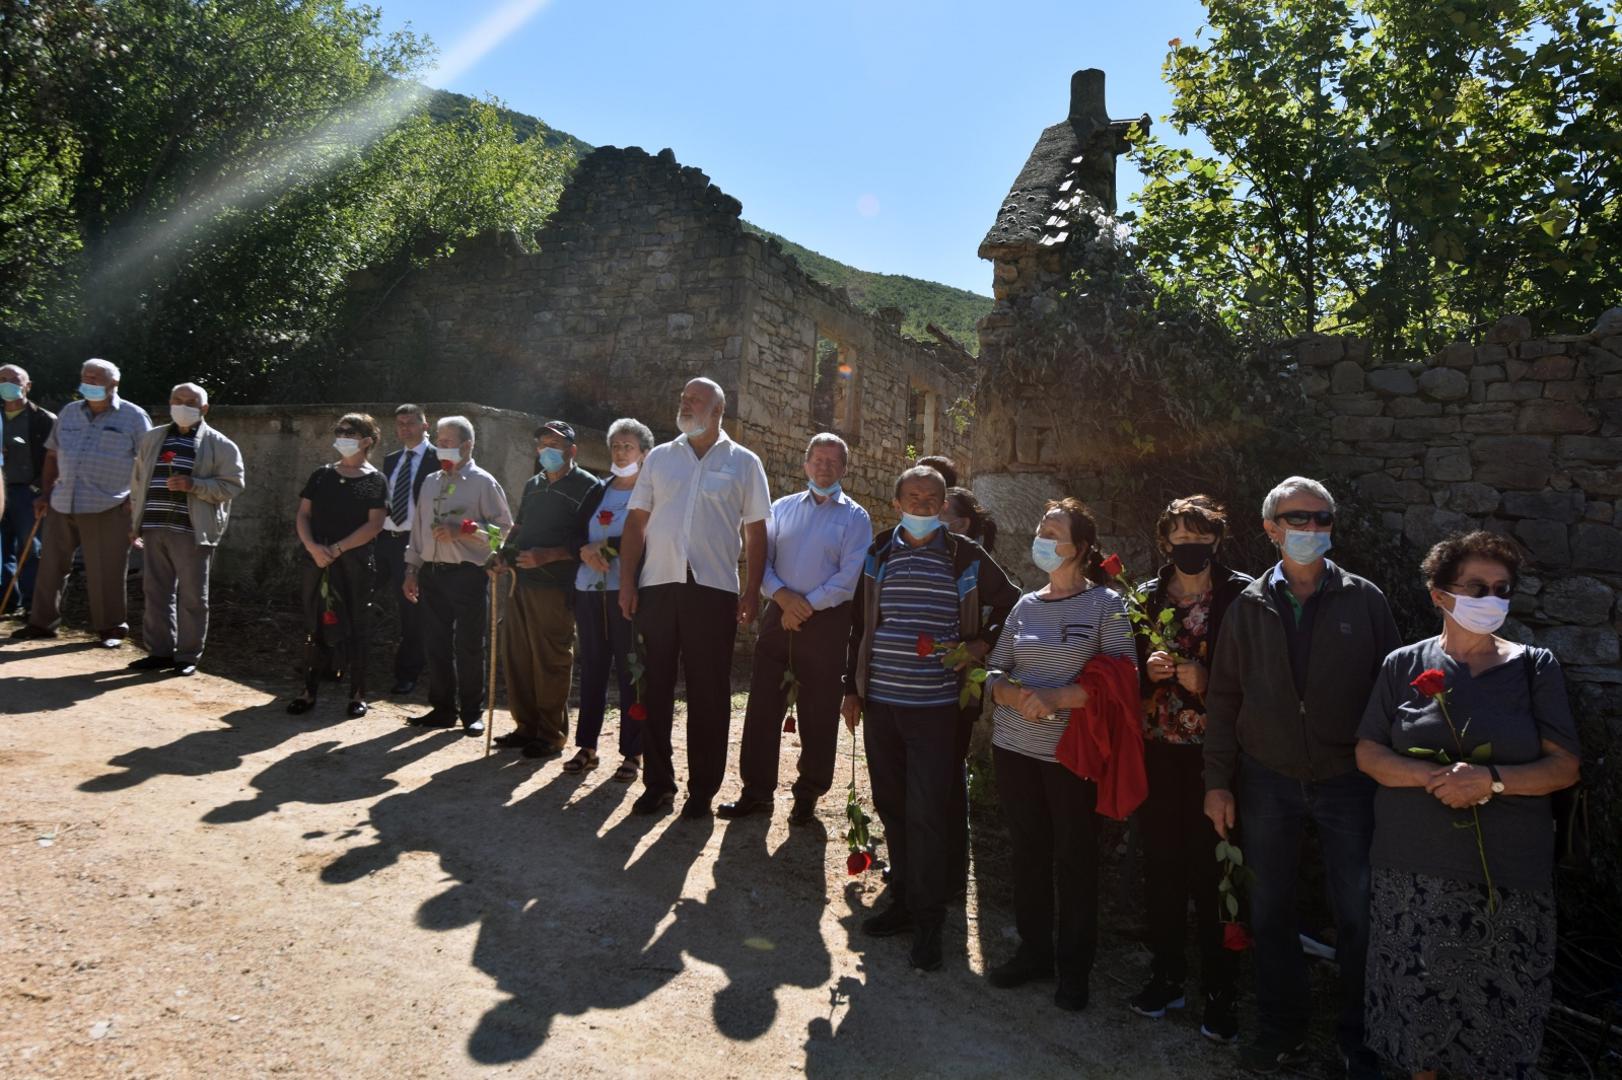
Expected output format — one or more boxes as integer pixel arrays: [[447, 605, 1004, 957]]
[[907, 385, 937, 457], [811, 330, 860, 441]]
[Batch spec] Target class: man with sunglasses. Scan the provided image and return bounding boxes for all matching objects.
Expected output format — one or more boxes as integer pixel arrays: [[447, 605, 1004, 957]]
[[1202, 476, 1400, 1080]]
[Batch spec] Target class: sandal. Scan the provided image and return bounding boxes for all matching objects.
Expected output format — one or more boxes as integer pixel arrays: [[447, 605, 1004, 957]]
[[562, 749, 599, 774], [611, 756, 640, 783]]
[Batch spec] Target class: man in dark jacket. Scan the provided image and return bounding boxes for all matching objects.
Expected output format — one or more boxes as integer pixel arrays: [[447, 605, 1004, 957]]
[[841, 464, 1020, 972], [377, 404, 437, 693], [0, 364, 55, 615], [1202, 477, 1400, 1080]]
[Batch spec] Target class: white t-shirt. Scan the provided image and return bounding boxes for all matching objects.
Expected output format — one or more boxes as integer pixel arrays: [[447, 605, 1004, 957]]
[[627, 428, 771, 594]]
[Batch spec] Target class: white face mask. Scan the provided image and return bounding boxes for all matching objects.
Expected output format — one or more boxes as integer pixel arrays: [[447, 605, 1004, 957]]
[[436, 445, 463, 465], [1444, 592, 1510, 635], [333, 438, 361, 457], [170, 405, 202, 428], [610, 460, 641, 478]]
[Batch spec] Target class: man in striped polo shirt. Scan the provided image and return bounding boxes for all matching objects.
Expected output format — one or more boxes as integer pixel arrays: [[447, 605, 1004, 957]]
[[842, 464, 1019, 971]]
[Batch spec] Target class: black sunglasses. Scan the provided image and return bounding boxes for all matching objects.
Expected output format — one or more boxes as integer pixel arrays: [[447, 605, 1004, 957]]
[[1275, 510, 1335, 527], [1448, 581, 1514, 600], [334, 427, 361, 437]]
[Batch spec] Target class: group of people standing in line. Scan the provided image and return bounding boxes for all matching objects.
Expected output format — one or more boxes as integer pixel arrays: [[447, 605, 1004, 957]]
[[2, 364, 1581, 1080]]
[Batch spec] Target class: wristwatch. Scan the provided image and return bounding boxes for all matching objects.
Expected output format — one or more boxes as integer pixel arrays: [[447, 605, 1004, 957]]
[[1486, 763, 1505, 795]]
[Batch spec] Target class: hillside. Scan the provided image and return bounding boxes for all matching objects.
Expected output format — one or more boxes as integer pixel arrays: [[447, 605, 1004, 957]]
[[426, 91, 990, 353]]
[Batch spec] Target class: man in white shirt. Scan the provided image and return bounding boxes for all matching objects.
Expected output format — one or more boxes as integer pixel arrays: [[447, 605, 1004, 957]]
[[378, 404, 434, 694], [618, 378, 771, 819]]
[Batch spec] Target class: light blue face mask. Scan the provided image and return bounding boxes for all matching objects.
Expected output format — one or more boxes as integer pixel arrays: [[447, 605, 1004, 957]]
[[79, 383, 107, 402], [1281, 528, 1333, 565], [0, 383, 21, 401], [899, 513, 940, 540], [538, 447, 567, 473], [808, 480, 841, 498], [1031, 536, 1069, 573]]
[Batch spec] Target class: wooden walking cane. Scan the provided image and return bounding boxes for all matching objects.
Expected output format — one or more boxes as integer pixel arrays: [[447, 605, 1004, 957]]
[[483, 570, 499, 757], [0, 513, 44, 615]]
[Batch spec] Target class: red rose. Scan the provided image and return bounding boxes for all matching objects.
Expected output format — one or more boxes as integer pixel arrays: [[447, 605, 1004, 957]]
[[627, 702, 648, 722], [1222, 922, 1253, 952], [459, 518, 479, 535], [1100, 553, 1124, 578], [1410, 668, 1448, 698], [846, 850, 872, 876], [159, 450, 177, 463], [321, 610, 339, 626], [783, 713, 796, 734], [598, 510, 614, 525], [439, 458, 457, 472], [915, 633, 935, 658]]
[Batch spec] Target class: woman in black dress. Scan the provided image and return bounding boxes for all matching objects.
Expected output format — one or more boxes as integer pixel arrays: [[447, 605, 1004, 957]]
[[287, 413, 387, 717]]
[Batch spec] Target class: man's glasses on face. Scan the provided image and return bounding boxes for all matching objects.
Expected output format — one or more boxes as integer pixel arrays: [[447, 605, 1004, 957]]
[[1274, 510, 1335, 528], [1449, 581, 1514, 600]]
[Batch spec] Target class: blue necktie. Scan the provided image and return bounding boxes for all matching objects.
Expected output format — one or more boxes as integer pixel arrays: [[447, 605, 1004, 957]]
[[390, 450, 412, 527]]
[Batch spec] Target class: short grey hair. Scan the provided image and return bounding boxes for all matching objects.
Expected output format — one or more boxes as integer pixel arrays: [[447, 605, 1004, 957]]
[[805, 431, 849, 464], [893, 464, 947, 500], [607, 417, 655, 451], [171, 382, 208, 407], [1262, 476, 1336, 521], [437, 415, 475, 443], [0, 364, 29, 384], [82, 358, 121, 383]]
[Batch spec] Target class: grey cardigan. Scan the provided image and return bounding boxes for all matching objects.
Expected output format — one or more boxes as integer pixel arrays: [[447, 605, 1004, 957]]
[[129, 421, 246, 546]]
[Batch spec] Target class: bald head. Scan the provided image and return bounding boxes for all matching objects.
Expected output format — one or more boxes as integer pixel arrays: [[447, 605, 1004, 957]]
[[677, 378, 726, 438]]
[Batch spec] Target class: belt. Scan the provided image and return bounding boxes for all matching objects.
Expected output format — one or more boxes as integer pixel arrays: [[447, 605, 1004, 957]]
[[419, 560, 478, 573]]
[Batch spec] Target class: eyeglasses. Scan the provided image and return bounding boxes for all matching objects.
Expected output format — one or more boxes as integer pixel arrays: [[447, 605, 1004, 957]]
[[1274, 510, 1335, 527], [1448, 581, 1514, 600], [334, 428, 361, 437]]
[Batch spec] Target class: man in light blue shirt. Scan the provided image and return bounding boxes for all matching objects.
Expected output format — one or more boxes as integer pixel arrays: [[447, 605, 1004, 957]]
[[720, 432, 872, 824]]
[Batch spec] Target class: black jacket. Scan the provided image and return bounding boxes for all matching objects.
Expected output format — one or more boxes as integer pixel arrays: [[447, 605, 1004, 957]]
[[5, 399, 56, 487], [1134, 560, 1254, 697]]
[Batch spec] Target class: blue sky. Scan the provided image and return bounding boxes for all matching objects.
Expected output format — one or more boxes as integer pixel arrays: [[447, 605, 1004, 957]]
[[377, 0, 1211, 297]]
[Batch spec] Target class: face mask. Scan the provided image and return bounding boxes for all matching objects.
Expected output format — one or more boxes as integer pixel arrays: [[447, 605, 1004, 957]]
[[899, 513, 940, 540], [170, 405, 201, 428], [676, 414, 708, 439], [333, 438, 361, 457], [79, 383, 107, 402], [538, 447, 567, 473], [1281, 528, 1332, 566], [0, 383, 21, 401], [1170, 542, 1215, 575], [1444, 592, 1510, 635], [1031, 537, 1069, 573], [808, 480, 841, 498], [437, 446, 463, 470], [610, 461, 641, 478]]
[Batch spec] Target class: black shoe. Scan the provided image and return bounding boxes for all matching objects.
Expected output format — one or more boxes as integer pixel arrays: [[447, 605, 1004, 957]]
[[1342, 1048, 1381, 1080], [1200, 990, 1239, 1043], [409, 709, 456, 728], [1055, 978, 1089, 1012], [347, 700, 368, 718], [127, 654, 175, 671], [680, 797, 711, 820], [493, 732, 533, 750], [910, 923, 943, 972], [788, 797, 817, 825], [988, 951, 1054, 989], [521, 740, 563, 759], [10, 623, 55, 640], [716, 797, 770, 820], [285, 697, 317, 715], [174, 662, 197, 677], [462, 717, 485, 737], [1239, 1037, 1308, 1074], [390, 679, 416, 694], [861, 903, 915, 938], [1129, 977, 1186, 1018], [631, 790, 674, 816]]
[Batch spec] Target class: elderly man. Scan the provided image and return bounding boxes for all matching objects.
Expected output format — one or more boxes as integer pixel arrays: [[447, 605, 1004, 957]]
[[12, 359, 151, 646], [618, 378, 771, 819], [1, 363, 55, 616], [492, 420, 601, 759], [720, 432, 871, 823], [378, 403, 436, 694], [125, 383, 245, 676], [403, 416, 514, 736], [1203, 477, 1400, 1080]]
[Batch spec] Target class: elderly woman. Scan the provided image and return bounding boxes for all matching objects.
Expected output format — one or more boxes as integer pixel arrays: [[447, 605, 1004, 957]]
[[1356, 531, 1580, 1080], [1129, 495, 1253, 1042], [287, 413, 386, 717], [571, 418, 654, 782], [983, 498, 1138, 1010]]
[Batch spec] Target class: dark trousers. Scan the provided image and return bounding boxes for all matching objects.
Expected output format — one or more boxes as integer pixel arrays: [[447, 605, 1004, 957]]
[[299, 549, 374, 698], [1238, 753, 1374, 1054], [947, 705, 976, 888], [864, 699, 960, 929], [573, 587, 642, 757], [994, 746, 1100, 984], [1, 481, 40, 610], [738, 601, 850, 803], [420, 562, 489, 721], [1141, 741, 1236, 995], [636, 579, 737, 802], [376, 531, 423, 683]]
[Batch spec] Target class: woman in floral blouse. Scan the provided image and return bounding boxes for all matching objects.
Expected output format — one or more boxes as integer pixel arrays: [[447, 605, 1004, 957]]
[[1129, 495, 1254, 1043]]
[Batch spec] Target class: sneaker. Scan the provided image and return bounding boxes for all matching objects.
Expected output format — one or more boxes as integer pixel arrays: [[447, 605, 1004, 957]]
[[1239, 1037, 1307, 1074], [861, 902, 915, 938], [1199, 990, 1239, 1043], [1129, 977, 1186, 1019], [987, 951, 1054, 989], [127, 654, 175, 671]]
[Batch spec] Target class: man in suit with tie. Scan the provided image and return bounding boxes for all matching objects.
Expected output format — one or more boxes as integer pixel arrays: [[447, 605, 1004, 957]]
[[378, 404, 435, 694]]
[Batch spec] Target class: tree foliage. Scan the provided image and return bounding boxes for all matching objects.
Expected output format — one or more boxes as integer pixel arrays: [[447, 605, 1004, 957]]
[[0, 0, 574, 401], [1128, 0, 1622, 357]]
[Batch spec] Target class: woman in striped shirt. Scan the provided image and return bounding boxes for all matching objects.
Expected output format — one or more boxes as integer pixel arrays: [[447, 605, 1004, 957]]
[[983, 497, 1137, 1011]]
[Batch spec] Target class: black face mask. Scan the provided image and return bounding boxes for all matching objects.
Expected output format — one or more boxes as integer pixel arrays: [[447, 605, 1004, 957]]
[[1169, 542, 1215, 575]]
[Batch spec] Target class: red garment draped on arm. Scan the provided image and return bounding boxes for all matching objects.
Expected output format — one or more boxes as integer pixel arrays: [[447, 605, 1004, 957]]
[[1054, 654, 1147, 821]]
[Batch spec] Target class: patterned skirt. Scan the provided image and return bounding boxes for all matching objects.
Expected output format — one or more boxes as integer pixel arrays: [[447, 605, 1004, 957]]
[[1365, 867, 1556, 1079]]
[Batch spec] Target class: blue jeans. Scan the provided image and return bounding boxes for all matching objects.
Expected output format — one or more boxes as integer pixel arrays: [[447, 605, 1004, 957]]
[[1238, 753, 1374, 1054], [572, 587, 642, 758], [1, 482, 40, 610]]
